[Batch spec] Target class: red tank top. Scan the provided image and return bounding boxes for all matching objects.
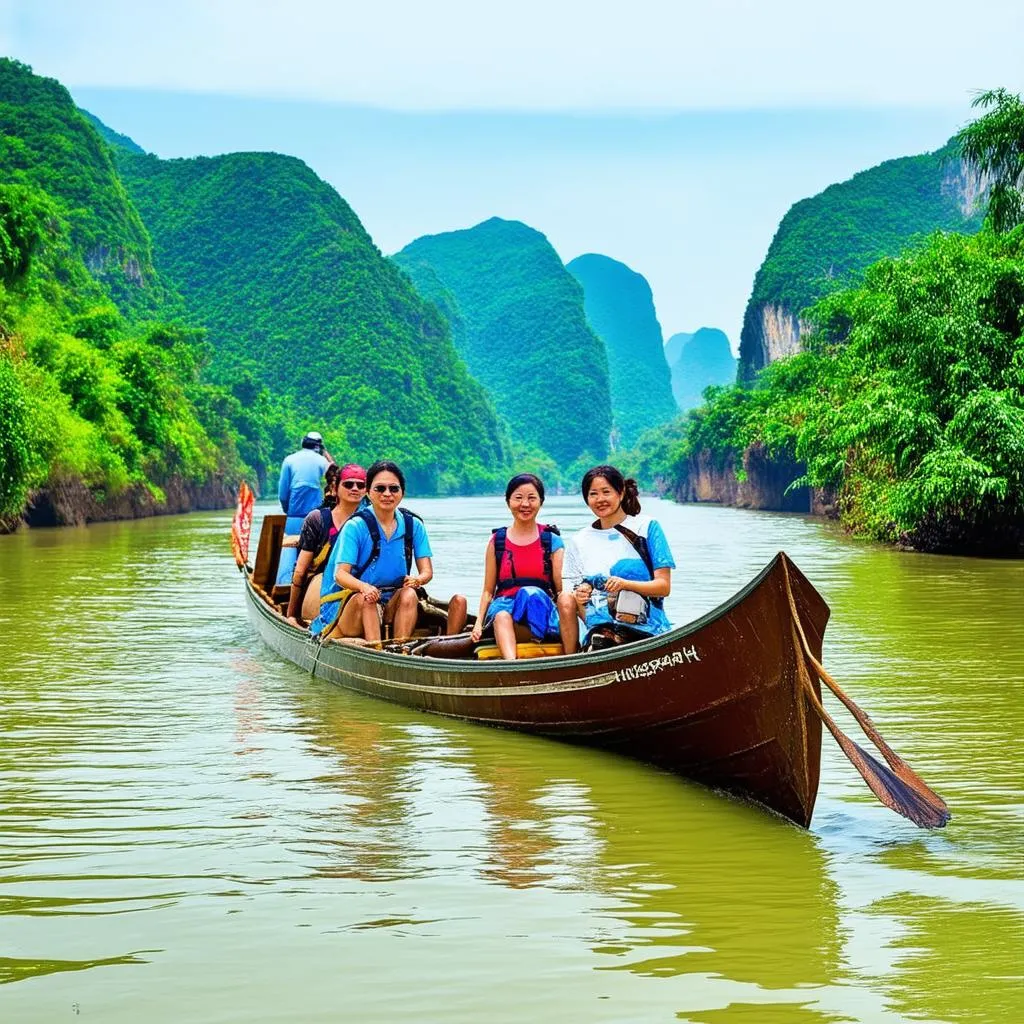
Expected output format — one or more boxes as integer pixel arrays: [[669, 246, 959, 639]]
[[496, 527, 551, 597]]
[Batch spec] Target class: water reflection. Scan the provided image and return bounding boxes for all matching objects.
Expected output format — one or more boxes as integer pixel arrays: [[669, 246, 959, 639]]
[[287, 682, 845, 998]]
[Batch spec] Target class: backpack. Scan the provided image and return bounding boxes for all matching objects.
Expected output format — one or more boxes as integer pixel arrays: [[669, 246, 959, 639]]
[[352, 507, 423, 582], [492, 524, 560, 597]]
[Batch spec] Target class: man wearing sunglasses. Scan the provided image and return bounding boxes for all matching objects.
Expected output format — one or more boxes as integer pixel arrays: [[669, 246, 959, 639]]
[[285, 464, 366, 626], [311, 460, 467, 641]]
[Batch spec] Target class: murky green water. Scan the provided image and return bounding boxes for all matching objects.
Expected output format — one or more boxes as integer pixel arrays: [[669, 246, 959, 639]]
[[1, 497, 1021, 1023]]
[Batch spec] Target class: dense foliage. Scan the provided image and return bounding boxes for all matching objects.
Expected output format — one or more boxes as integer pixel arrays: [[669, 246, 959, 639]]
[[0, 189, 236, 521], [566, 253, 676, 447], [738, 140, 984, 378], [653, 229, 1024, 553], [957, 89, 1024, 234], [0, 58, 173, 317], [666, 327, 736, 412], [0, 61, 261, 523], [395, 218, 611, 467], [117, 151, 511, 494]]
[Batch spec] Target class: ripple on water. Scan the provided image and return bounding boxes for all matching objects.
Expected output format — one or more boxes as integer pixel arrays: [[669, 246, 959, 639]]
[[0, 500, 1021, 1023]]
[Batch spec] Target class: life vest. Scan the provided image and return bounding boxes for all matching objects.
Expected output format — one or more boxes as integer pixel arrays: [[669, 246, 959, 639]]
[[591, 519, 664, 609], [492, 524, 560, 597], [352, 506, 422, 583]]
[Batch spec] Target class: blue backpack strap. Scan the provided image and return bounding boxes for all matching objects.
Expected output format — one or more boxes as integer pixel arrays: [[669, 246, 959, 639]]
[[491, 527, 508, 580], [539, 524, 559, 583], [400, 508, 420, 574], [352, 507, 381, 577], [492, 524, 557, 596], [353, 507, 422, 579]]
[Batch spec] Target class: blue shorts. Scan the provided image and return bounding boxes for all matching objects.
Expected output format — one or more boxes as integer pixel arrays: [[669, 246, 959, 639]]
[[485, 586, 560, 640]]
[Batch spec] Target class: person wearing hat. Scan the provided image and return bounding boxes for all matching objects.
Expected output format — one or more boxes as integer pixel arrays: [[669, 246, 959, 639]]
[[275, 431, 334, 586], [285, 463, 367, 626]]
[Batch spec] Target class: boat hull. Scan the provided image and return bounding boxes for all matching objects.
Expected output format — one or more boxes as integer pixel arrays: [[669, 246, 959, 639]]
[[244, 552, 828, 827]]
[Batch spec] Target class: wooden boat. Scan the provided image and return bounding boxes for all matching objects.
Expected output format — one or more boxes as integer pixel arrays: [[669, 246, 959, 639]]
[[236, 497, 950, 830]]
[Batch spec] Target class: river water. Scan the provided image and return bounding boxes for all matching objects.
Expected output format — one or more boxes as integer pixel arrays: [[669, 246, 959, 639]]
[[1, 496, 1021, 1023]]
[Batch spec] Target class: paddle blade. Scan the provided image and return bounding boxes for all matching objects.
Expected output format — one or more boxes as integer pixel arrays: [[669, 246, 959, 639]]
[[805, 652, 950, 815], [836, 733, 952, 829]]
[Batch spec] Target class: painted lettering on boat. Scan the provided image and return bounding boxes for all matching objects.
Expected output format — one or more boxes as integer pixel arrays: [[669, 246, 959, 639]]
[[615, 647, 700, 682]]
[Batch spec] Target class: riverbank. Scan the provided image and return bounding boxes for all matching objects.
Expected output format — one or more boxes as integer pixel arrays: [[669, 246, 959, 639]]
[[0, 473, 237, 533], [670, 444, 1023, 557]]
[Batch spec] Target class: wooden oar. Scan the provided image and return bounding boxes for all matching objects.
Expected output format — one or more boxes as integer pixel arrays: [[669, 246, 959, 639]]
[[783, 562, 951, 829]]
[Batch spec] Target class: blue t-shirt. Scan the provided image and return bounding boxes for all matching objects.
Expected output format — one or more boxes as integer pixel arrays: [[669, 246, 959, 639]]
[[309, 509, 433, 637], [278, 448, 329, 517], [334, 510, 433, 588]]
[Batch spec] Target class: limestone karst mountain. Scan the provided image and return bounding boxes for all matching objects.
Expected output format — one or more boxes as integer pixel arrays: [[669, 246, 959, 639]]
[[666, 328, 736, 411], [738, 142, 985, 381], [566, 253, 676, 448], [116, 151, 511, 491], [396, 218, 611, 465]]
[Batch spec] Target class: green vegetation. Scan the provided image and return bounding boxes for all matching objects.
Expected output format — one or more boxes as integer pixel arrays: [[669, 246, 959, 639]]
[[957, 89, 1024, 234], [0, 60, 254, 524], [566, 254, 676, 447], [739, 140, 984, 379], [656, 98, 1024, 554], [666, 327, 736, 412], [648, 227, 1024, 553], [395, 218, 611, 467], [1, 57, 509, 527], [117, 151, 510, 494]]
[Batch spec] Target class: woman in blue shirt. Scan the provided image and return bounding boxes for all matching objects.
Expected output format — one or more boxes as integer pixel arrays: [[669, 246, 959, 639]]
[[310, 461, 466, 642]]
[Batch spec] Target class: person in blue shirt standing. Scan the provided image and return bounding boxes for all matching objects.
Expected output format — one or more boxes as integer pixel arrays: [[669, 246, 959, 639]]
[[310, 460, 467, 642], [275, 431, 332, 586]]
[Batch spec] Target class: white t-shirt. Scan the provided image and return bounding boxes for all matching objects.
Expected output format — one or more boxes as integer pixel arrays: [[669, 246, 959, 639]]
[[562, 514, 676, 635]]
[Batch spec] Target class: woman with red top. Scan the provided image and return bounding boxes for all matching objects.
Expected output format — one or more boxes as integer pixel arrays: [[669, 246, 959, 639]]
[[470, 474, 579, 659]]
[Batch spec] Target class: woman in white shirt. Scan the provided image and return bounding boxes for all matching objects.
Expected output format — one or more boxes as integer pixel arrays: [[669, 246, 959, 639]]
[[558, 464, 675, 647]]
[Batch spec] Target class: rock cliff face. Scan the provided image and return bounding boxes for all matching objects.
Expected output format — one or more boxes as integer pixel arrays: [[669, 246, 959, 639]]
[[738, 144, 985, 382], [737, 304, 805, 383], [672, 445, 838, 518], [674, 446, 811, 512], [566, 253, 676, 447], [23, 476, 236, 529]]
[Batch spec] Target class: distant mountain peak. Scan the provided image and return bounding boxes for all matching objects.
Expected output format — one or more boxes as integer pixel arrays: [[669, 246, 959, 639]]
[[567, 253, 675, 447]]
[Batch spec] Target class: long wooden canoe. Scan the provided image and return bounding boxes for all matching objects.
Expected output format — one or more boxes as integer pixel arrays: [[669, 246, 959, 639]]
[[239, 511, 950, 830]]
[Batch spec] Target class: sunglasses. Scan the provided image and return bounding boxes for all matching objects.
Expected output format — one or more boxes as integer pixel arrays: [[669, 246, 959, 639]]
[[372, 483, 402, 494], [340, 480, 366, 490]]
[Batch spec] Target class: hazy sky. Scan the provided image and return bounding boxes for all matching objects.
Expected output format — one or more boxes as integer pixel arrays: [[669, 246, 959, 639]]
[[6, 1, 1024, 346]]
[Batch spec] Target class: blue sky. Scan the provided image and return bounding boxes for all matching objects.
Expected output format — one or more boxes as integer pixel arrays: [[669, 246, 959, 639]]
[[6, 1, 1024, 345]]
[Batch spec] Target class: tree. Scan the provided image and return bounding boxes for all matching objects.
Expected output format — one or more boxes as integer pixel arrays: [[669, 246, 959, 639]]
[[957, 89, 1024, 234]]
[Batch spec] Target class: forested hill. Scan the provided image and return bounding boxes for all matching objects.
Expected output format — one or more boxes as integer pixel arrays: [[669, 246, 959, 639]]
[[0, 58, 244, 527], [0, 59, 173, 317], [115, 150, 511, 493], [394, 218, 611, 468], [739, 142, 985, 380], [666, 328, 736, 411], [566, 254, 676, 447]]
